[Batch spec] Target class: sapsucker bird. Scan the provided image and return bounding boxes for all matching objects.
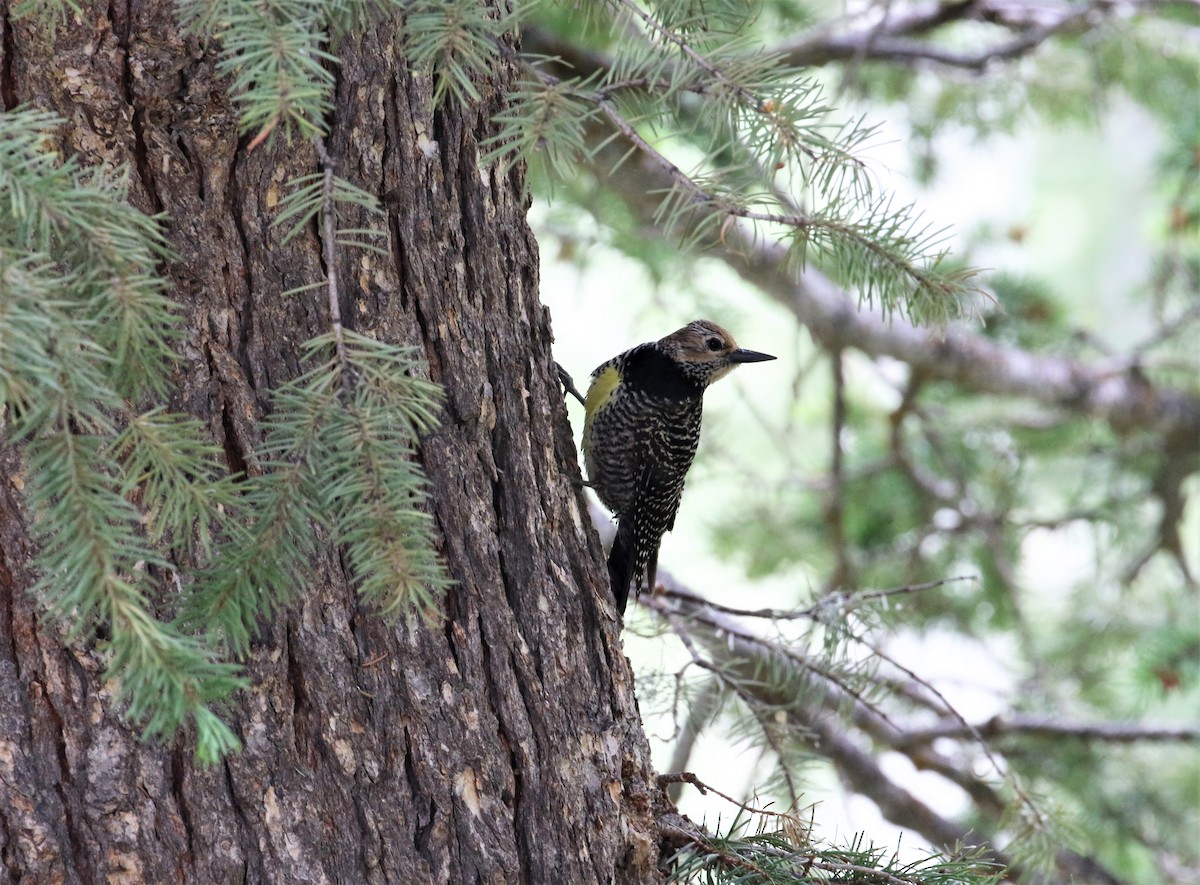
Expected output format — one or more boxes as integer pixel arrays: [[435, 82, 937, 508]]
[[582, 320, 775, 614]]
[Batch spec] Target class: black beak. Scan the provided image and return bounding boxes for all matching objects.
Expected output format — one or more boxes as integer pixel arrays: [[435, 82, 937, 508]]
[[729, 348, 776, 364]]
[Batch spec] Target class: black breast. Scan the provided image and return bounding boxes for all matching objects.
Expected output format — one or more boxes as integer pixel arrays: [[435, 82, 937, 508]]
[[622, 345, 704, 402]]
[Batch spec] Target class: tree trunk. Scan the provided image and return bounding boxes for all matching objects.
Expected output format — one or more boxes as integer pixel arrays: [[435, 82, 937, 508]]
[[0, 3, 662, 882]]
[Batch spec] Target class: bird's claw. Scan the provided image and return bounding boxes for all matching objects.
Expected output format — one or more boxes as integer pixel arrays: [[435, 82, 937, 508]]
[[555, 362, 588, 406]]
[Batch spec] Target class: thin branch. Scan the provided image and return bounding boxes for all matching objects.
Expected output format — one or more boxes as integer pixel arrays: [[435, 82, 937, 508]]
[[664, 677, 722, 803], [848, 625, 1049, 830], [651, 589, 992, 836], [655, 590, 1004, 859], [775, 0, 1160, 72], [844, 696, 1011, 817], [314, 137, 349, 388], [826, 347, 850, 591], [898, 715, 1200, 745], [648, 586, 915, 745], [654, 575, 977, 621], [657, 771, 808, 821]]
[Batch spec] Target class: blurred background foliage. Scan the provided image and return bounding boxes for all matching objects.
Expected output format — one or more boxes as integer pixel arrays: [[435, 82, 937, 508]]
[[519, 1, 1199, 882]]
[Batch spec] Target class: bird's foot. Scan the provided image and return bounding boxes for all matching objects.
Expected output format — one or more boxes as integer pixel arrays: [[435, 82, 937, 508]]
[[555, 362, 587, 406]]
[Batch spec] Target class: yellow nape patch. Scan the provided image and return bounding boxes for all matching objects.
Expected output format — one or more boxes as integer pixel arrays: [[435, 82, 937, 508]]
[[583, 366, 621, 437]]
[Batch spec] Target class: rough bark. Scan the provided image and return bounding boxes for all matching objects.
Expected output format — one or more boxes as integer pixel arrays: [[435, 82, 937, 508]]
[[0, 3, 662, 883]]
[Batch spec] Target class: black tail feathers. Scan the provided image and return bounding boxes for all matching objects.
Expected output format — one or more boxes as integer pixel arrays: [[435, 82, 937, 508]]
[[607, 519, 636, 614], [607, 518, 662, 615]]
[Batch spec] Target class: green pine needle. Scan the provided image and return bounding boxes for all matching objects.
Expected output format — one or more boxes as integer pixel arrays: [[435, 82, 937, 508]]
[[402, 0, 513, 106]]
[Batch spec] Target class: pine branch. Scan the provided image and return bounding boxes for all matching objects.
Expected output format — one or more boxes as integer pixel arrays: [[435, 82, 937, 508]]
[[0, 110, 177, 399], [572, 109, 1200, 446], [288, 133, 452, 616], [317, 333, 454, 617], [615, 0, 775, 127], [508, 31, 974, 323], [196, 143, 454, 636], [661, 812, 1003, 885], [0, 111, 247, 760], [641, 576, 1131, 885], [185, 342, 348, 649], [214, 0, 336, 141], [401, 0, 514, 105], [111, 410, 240, 554]]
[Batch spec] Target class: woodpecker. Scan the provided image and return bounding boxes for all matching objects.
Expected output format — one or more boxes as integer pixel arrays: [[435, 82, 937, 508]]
[[581, 320, 775, 614]]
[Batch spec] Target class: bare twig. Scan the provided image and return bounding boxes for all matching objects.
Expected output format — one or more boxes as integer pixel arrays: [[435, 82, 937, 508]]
[[898, 715, 1200, 745], [664, 677, 722, 802], [657, 771, 809, 822], [654, 575, 976, 621]]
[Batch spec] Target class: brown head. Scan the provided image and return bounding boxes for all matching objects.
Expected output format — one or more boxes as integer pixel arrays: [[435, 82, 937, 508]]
[[657, 319, 776, 387]]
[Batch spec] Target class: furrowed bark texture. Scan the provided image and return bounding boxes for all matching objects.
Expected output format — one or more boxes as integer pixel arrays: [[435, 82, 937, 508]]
[[0, 2, 661, 883]]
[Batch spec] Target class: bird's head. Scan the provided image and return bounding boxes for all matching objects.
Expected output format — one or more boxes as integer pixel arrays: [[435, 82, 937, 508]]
[[659, 320, 776, 386]]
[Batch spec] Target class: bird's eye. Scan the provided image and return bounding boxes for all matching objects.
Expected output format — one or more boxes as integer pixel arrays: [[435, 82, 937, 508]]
[[705, 336, 724, 352]]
